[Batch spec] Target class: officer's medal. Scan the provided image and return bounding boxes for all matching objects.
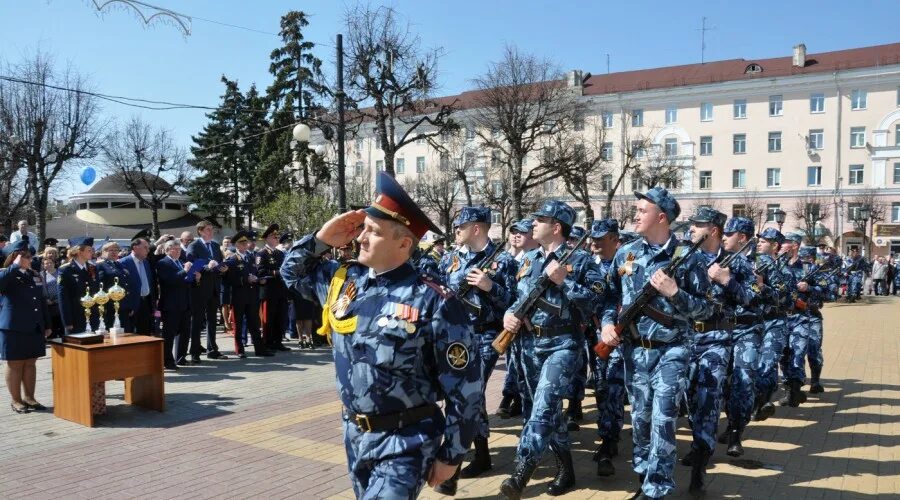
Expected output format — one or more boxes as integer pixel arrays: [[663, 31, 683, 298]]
[[618, 252, 635, 276]]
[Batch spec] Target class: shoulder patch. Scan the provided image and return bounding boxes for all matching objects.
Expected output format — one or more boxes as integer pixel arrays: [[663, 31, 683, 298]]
[[446, 342, 470, 370]]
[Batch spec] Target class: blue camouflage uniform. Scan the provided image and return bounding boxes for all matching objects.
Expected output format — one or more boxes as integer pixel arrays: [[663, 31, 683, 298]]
[[501, 201, 603, 497], [280, 172, 482, 499], [438, 206, 518, 443], [500, 219, 534, 414], [684, 210, 755, 462], [807, 252, 839, 390], [843, 255, 866, 300], [601, 188, 712, 499]]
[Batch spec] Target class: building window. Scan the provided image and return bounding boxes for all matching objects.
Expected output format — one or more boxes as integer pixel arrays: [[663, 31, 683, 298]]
[[602, 111, 613, 128], [600, 142, 613, 160], [375, 136, 382, 150], [376, 160, 384, 171], [847, 203, 863, 221], [810, 93, 825, 113], [110, 201, 136, 209], [807, 166, 822, 186], [490, 150, 501, 168], [396, 158, 405, 174], [491, 180, 503, 197], [601, 174, 613, 191], [699, 136, 712, 156], [355, 161, 364, 176], [78, 203, 87, 210], [574, 113, 585, 131], [893, 203, 900, 222], [732, 169, 746, 189], [415, 135, 424, 145], [465, 127, 475, 140], [631, 109, 643, 127], [699, 171, 712, 190], [768, 132, 782, 152], [850, 127, 866, 148], [664, 137, 678, 156], [733, 99, 747, 119], [851, 89, 867, 110], [88, 202, 107, 210], [732, 204, 749, 218], [631, 140, 645, 158], [700, 102, 713, 121], [439, 153, 449, 171], [355, 138, 363, 151], [808, 129, 824, 150], [766, 204, 782, 222], [733, 134, 746, 154], [665, 106, 677, 124], [416, 156, 425, 173], [767, 168, 781, 188], [848, 164, 864, 185], [769, 95, 783, 116], [894, 162, 900, 184], [895, 124, 900, 146]]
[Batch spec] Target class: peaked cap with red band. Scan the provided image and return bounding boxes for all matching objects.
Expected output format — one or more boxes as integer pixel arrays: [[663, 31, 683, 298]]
[[364, 172, 443, 239]]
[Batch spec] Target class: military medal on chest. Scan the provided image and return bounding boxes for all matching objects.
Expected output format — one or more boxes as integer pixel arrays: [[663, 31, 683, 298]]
[[331, 281, 357, 319]]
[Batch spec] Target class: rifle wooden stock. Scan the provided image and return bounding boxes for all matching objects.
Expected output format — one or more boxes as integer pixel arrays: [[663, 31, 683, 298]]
[[593, 323, 625, 360], [491, 328, 517, 353]]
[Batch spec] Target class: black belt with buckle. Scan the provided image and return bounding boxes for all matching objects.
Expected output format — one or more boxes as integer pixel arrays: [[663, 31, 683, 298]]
[[693, 318, 737, 333], [633, 336, 679, 349], [475, 321, 502, 334], [761, 311, 784, 321], [531, 324, 572, 337], [735, 315, 760, 326], [345, 404, 438, 433]]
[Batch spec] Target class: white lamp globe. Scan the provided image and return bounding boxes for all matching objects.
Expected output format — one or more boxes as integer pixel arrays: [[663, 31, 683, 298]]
[[292, 123, 311, 143], [314, 144, 327, 156]]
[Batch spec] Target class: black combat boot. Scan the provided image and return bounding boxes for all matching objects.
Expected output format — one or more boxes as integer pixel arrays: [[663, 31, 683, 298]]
[[717, 424, 732, 445], [565, 399, 583, 431], [433, 464, 461, 496], [459, 436, 492, 478], [680, 448, 694, 466], [629, 475, 646, 499], [688, 446, 712, 493], [547, 443, 576, 495], [497, 395, 513, 418], [595, 439, 617, 476], [499, 459, 537, 500], [726, 428, 745, 457], [809, 367, 824, 394], [508, 395, 522, 418]]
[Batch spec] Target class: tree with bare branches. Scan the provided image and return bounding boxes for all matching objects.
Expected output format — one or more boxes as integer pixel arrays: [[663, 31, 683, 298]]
[[849, 188, 888, 257], [102, 116, 190, 239], [0, 53, 102, 243], [602, 110, 654, 217], [736, 189, 766, 231], [343, 4, 457, 176], [791, 191, 832, 245], [406, 166, 462, 236], [558, 115, 611, 226], [0, 133, 31, 233], [470, 45, 580, 220]]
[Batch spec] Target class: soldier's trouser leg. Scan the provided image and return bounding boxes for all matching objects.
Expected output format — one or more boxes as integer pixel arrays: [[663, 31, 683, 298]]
[[756, 318, 786, 402], [474, 332, 501, 439], [786, 317, 812, 383], [514, 333, 535, 422], [517, 342, 580, 465], [727, 327, 762, 432], [570, 342, 588, 401], [501, 349, 520, 399], [688, 339, 731, 453], [625, 342, 690, 499], [806, 317, 824, 378], [598, 347, 626, 441], [343, 419, 439, 499]]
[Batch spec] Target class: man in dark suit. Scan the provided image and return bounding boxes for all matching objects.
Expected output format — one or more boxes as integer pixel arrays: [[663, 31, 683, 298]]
[[224, 231, 272, 358], [57, 237, 100, 334], [156, 239, 196, 369], [119, 230, 157, 335], [256, 224, 290, 352], [185, 220, 230, 361]]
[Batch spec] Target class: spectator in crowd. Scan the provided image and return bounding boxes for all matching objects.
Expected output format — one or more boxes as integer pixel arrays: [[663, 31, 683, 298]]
[[96, 241, 134, 330], [156, 239, 195, 369], [40, 247, 64, 339], [9, 220, 38, 246], [0, 235, 8, 252], [119, 234, 156, 334], [872, 256, 887, 296], [179, 231, 194, 259]]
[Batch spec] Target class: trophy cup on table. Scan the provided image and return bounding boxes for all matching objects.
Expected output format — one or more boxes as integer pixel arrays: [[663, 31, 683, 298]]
[[107, 278, 127, 337], [79, 287, 95, 335], [93, 285, 110, 336]]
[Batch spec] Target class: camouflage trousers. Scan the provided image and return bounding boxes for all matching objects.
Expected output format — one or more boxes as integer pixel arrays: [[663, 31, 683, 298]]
[[510, 332, 534, 421], [501, 348, 520, 399], [594, 344, 627, 442], [686, 335, 732, 453], [755, 317, 787, 403], [726, 325, 762, 432], [516, 333, 582, 464], [848, 273, 864, 298], [571, 332, 593, 401], [783, 315, 813, 382], [624, 340, 690, 499], [473, 331, 501, 439], [806, 316, 824, 377], [342, 413, 442, 499]]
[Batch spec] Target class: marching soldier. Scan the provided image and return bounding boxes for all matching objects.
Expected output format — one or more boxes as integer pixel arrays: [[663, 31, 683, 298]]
[[598, 188, 712, 499], [843, 247, 866, 302], [565, 223, 590, 429], [280, 172, 481, 499], [434, 206, 518, 495], [57, 237, 100, 335], [257, 224, 291, 352], [224, 231, 273, 358], [807, 248, 838, 394], [499, 200, 603, 498]]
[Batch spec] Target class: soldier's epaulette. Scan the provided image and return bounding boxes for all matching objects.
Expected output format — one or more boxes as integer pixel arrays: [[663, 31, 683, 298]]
[[420, 273, 453, 299], [59, 262, 70, 269]]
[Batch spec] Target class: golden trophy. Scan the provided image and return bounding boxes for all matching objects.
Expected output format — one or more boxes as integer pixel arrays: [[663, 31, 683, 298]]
[[107, 278, 127, 336], [93, 285, 110, 336], [79, 287, 95, 335]]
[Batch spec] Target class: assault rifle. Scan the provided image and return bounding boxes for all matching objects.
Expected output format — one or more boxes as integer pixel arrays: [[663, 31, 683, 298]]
[[491, 232, 590, 353], [715, 237, 757, 269], [593, 234, 707, 360], [793, 262, 838, 311], [754, 252, 789, 276], [455, 243, 507, 314]]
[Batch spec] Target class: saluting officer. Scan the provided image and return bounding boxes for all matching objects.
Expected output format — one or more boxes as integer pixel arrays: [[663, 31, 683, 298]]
[[224, 231, 272, 358], [599, 188, 713, 500], [500, 200, 603, 498], [434, 206, 518, 495], [57, 237, 100, 334], [257, 224, 291, 352], [280, 172, 481, 499]]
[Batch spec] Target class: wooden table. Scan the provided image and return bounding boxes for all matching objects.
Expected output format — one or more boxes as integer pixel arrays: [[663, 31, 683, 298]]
[[51, 335, 165, 427]]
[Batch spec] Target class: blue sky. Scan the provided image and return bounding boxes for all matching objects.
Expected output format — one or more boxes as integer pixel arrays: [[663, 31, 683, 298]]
[[1, 1, 899, 195]]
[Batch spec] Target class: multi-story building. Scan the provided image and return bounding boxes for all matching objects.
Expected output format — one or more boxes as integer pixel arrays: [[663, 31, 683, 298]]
[[330, 42, 900, 256]]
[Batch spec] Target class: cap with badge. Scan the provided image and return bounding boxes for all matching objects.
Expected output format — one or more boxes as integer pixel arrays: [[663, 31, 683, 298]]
[[688, 206, 727, 227], [365, 172, 443, 238], [509, 218, 534, 234], [530, 200, 576, 227], [131, 228, 151, 242], [724, 217, 754, 236], [231, 231, 252, 244], [568, 225, 586, 241], [68, 236, 95, 248], [262, 223, 280, 239], [635, 187, 681, 222], [247, 230, 258, 241], [591, 219, 619, 239], [279, 232, 294, 245], [756, 228, 785, 244], [3, 239, 34, 257], [784, 232, 803, 245], [43, 237, 59, 248], [453, 206, 491, 227], [798, 246, 817, 258]]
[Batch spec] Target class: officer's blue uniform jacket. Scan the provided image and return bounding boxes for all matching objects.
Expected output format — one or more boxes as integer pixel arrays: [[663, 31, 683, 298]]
[[439, 240, 517, 327], [787, 259, 829, 315], [0, 264, 51, 332], [602, 233, 712, 341], [694, 247, 754, 342], [281, 234, 482, 466], [753, 254, 795, 315], [57, 261, 100, 332]]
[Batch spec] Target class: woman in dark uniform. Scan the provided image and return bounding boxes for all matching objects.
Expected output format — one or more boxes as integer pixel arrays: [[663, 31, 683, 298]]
[[0, 241, 51, 414], [96, 241, 132, 330]]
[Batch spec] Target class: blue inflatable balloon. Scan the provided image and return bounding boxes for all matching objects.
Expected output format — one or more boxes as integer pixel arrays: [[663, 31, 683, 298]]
[[80, 166, 96, 185]]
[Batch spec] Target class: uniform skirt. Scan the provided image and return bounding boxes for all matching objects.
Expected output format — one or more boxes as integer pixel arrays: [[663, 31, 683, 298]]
[[292, 296, 319, 321], [0, 326, 46, 361]]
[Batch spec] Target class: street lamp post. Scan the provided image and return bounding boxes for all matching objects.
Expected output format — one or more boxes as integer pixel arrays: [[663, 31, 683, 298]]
[[859, 205, 872, 258], [774, 209, 786, 233]]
